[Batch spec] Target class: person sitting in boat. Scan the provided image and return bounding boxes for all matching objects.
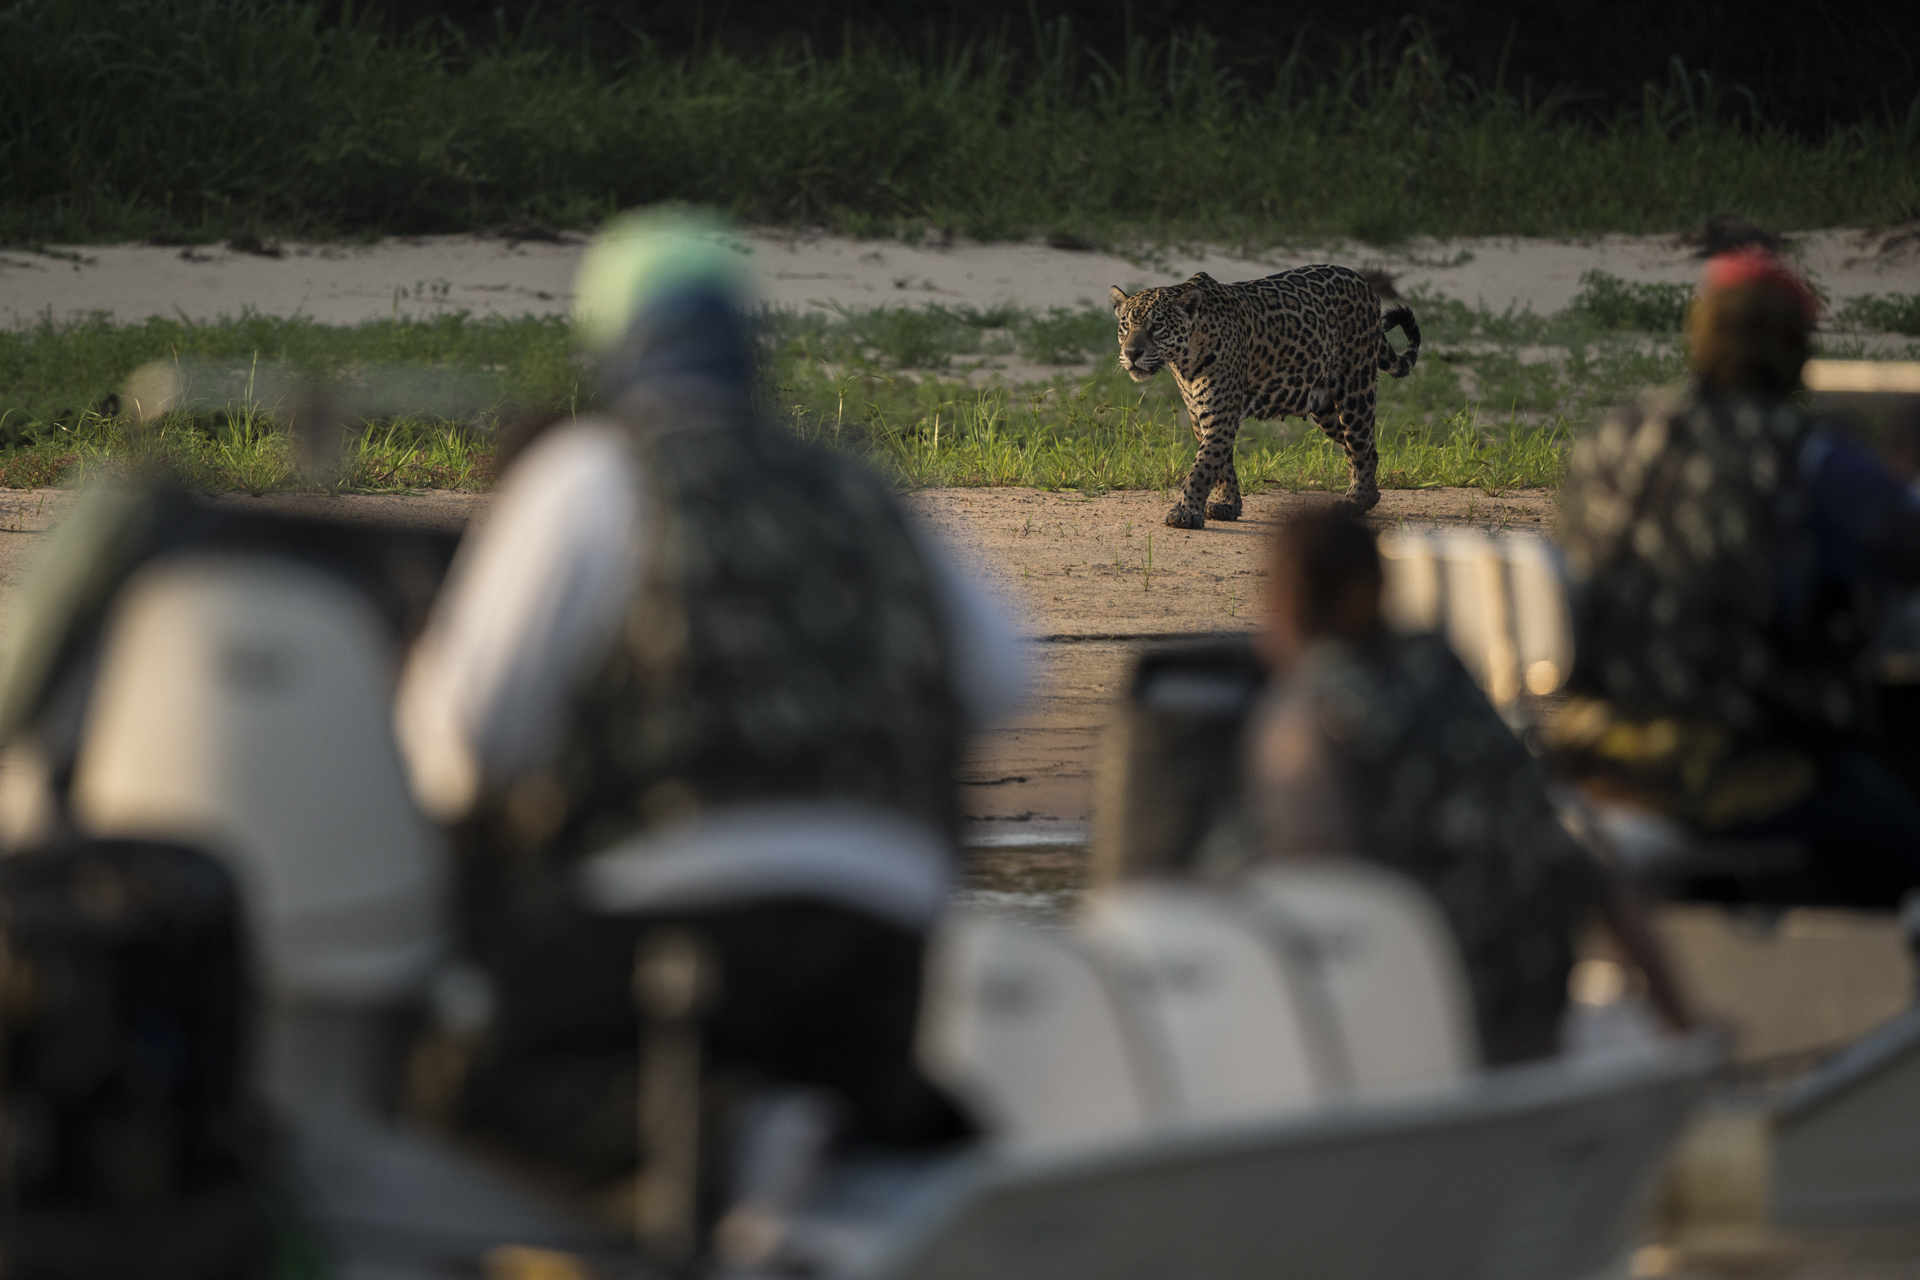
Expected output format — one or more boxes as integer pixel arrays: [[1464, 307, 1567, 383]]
[[1243, 510, 1689, 1063], [392, 209, 1023, 1257], [1551, 248, 1920, 924]]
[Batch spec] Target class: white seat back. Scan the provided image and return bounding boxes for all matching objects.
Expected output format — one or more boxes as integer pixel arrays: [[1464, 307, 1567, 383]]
[[1244, 859, 1479, 1096], [1379, 530, 1575, 711], [68, 553, 445, 1006], [1505, 536, 1576, 699], [1079, 883, 1332, 1123], [918, 913, 1156, 1152]]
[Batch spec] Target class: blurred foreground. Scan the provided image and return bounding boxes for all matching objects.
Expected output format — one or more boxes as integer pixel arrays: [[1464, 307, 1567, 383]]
[[3, 480, 1917, 1276]]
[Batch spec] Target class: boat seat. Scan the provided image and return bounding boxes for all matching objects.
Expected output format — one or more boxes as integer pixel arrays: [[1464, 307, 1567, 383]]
[[1242, 859, 1480, 1095], [1377, 529, 1575, 719], [1079, 882, 1332, 1123], [917, 912, 1157, 1152]]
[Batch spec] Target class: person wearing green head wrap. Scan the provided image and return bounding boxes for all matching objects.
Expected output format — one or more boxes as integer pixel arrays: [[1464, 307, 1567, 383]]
[[570, 210, 758, 410], [570, 211, 751, 351], [392, 208, 1024, 1263]]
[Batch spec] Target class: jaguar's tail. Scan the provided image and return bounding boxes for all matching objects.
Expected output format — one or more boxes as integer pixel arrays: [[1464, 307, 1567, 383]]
[[1378, 305, 1420, 378]]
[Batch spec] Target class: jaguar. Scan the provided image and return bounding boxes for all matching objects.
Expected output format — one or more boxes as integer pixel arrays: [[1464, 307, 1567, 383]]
[[1110, 265, 1420, 528]]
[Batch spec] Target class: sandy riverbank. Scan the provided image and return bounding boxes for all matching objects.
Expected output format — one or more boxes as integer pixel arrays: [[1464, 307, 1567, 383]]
[[6, 226, 1917, 329]]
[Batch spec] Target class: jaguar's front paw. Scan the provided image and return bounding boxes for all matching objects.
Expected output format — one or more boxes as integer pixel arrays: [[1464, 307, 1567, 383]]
[[1346, 486, 1381, 513], [1206, 498, 1242, 521], [1164, 504, 1206, 530]]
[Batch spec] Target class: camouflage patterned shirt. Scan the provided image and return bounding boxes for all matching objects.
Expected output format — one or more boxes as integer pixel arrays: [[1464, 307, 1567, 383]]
[[449, 413, 966, 1181], [1246, 633, 1599, 1063], [1552, 384, 1862, 826], [554, 412, 964, 854]]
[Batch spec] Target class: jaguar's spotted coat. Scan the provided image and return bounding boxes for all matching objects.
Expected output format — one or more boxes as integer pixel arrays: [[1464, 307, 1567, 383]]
[[1110, 265, 1420, 528]]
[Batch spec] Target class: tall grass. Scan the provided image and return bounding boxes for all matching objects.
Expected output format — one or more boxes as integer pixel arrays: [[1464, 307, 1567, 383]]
[[3, 0, 1916, 245]]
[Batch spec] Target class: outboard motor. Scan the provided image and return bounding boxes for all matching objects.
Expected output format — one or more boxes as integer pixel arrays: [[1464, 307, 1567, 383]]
[[0, 480, 617, 1274], [1090, 639, 1267, 886]]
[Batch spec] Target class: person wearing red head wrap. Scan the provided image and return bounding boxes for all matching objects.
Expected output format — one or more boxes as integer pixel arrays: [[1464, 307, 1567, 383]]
[[1700, 247, 1822, 322], [1687, 248, 1821, 397], [1553, 248, 1920, 946]]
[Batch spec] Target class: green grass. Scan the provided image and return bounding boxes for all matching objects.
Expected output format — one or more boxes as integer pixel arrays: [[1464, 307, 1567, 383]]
[[0, 413, 495, 495], [7, 272, 1917, 497], [3, 0, 1917, 246], [791, 392, 1569, 493], [1833, 293, 1920, 336], [0, 311, 582, 431]]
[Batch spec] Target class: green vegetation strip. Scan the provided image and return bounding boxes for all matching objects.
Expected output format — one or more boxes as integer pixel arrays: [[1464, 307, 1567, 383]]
[[3, 0, 1917, 246], [5, 278, 1917, 496], [1836, 294, 1920, 337]]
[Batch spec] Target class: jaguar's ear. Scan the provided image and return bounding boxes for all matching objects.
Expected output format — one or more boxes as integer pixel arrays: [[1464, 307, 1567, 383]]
[[1108, 285, 1129, 315], [1176, 286, 1202, 317]]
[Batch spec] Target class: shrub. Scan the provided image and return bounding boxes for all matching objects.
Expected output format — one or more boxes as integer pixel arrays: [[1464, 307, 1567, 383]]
[[1832, 293, 1920, 336], [1569, 271, 1695, 332]]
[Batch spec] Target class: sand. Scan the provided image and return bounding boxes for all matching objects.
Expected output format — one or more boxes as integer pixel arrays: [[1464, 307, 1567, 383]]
[[0, 484, 1548, 649], [6, 225, 1918, 329]]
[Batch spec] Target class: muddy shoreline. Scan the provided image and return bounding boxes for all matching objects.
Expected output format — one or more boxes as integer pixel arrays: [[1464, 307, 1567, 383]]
[[0, 483, 1553, 846]]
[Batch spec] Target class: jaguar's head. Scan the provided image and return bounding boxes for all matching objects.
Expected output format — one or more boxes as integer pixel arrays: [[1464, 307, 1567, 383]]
[[1109, 282, 1201, 383]]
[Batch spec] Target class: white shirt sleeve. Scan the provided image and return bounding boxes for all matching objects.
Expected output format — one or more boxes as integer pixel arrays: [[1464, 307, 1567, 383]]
[[395, 421, 646, 821], [906, 518, 1033, 728]]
